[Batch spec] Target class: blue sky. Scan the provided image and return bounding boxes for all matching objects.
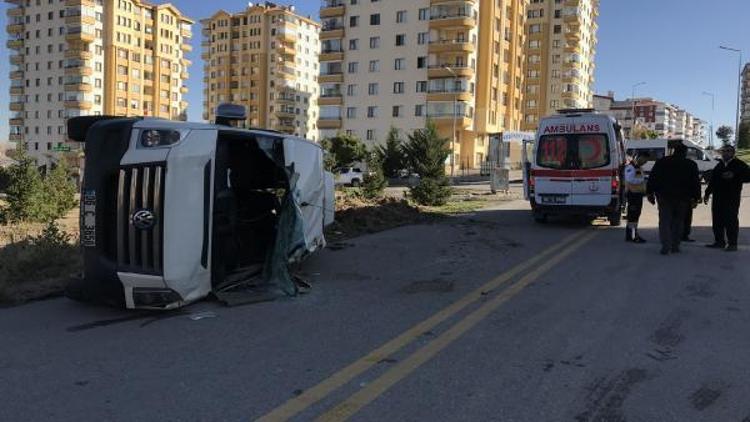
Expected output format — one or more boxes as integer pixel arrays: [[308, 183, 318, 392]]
[[1, 0, 749, 142]]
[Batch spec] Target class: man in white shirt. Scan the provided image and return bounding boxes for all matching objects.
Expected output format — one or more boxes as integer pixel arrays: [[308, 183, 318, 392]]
[[624, 154, 649, 243]]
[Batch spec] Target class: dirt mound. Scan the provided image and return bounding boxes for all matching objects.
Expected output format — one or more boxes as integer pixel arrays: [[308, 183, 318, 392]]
[[326, 195, 430, 242]]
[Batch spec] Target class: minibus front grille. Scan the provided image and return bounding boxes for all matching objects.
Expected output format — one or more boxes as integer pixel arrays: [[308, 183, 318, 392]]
[[116, 164, 165, 274]]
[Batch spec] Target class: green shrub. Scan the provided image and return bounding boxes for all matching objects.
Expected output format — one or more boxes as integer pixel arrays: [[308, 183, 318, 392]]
[[362, 152, 388, 200], [410, 177, 452, 206]]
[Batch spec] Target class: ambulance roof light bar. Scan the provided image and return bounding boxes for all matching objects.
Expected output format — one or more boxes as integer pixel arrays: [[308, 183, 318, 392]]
[[215, 103, 247, 127], [556, 108, 596, 115]]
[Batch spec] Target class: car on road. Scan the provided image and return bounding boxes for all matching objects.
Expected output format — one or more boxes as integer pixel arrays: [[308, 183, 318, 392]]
[[524, 109, 627, 225], [335, 167, 365, 187]]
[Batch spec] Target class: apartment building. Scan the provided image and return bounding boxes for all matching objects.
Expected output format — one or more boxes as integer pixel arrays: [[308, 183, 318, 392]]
[[318, 0, 527, 170], [521, 0, 599, 131], [742, 63, 750, 124], [594, 93, 707, 145], [6, 0, 194, 169], [201, 3, 320, 140]]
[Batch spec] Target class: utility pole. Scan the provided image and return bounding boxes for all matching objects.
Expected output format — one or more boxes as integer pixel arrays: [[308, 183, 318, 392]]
[[445, 66, 458, 177], [719, 46, 742, 145], [702, 91, 716, 149], [631, 82, 646, 138]]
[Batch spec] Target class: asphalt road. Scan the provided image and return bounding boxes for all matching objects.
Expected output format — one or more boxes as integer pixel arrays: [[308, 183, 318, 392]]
[[2, 192, 750, 421]]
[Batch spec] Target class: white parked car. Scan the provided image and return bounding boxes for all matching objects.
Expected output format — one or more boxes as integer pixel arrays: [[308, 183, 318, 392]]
[[626, 138, 715, 182], [335, 167, 365, 187]]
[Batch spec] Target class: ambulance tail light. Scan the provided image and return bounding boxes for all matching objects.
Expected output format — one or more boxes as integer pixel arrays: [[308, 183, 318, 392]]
[[611, 176, 619, 194], [529, 176, 535, 194]]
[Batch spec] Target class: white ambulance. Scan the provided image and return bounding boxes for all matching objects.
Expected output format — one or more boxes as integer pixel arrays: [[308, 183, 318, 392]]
[[523, 110, 627, 225]]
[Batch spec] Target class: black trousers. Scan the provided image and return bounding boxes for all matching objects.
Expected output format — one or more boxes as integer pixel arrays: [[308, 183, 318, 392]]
[[657, 196, 690, 250], [626, 192, 644, 223], [684, 207, 693, 239], [712, 196, 741, 246]]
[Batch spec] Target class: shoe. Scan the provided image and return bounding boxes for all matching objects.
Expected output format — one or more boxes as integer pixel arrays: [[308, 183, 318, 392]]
[[706, 243, 726, 249], [726, 245, 738, 252], [633, 237, 647, 244], [682, 237, 696, 243], [660, 247, 670, 255]]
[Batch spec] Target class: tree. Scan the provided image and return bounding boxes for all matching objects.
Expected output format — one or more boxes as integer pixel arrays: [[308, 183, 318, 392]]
[[2, 149, 50, 222], [320, 134, 367, 171], [403, 121, 453, 206], [716, 125, 734, 146], [361, 152, 388, 200], [45, 159, 77, 219], [375, 127, 406, 178], [737, 122, 750, 150]]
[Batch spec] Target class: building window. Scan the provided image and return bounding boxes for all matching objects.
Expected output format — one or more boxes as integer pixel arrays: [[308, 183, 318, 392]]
[[417, 57, 427, 68], [348, 62, 358, 73], [369, 37, 380, 49], [418, 8, 429, 20], [346, 107, 357, 118], [418, 32, 429, 45], [349, 39, 359, 50], [396, 10, 407, 23], [393, 82, 404, 94], [395, 34, 406, 46], [366, 129, 375, 141], [416, 81, 427, 93], [369, 60, 380, 72], [350, 16, 359, 27], [367, 106, 377, 118], [392, 105, 403, 117], [370, 14, 380, 25], [415, 104, 425, 116], [394, 58, 405, 70], [368, 83, 379, 95]]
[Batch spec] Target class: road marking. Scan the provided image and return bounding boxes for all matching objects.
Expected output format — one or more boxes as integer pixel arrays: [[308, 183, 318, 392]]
[[257, 230, 591, 422], [316, 231, 598, 421]]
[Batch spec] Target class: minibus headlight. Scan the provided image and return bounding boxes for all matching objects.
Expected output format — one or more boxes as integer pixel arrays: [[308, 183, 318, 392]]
[[140, 129, 186, 148]]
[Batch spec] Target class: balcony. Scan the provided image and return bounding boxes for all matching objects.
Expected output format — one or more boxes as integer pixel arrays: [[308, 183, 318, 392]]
[[65, 100, 93, 110], [565, 29, 581, 42], [180, 85, 189, 94], [181, 71, 189, 79], [320, 0, 345, 18], [10, 54, 24, 65], [278, 28, 296, 42], [10, 70, 23, 79], [6, 6, 23, 17], [65, 14, 96, 25], [6, 23, 23, 34], [10, 86, 23, 95], [9, 117, 23, 126], [277, 43, 296, 56], [181, 43, 193, 52], [64, 82, 92, 92], [276, 120, 296, 133], [429, 12, 476, 29], [276, 94, 296, 105], [65, 65, 93, 76], [428, 39, 475, 54], [181, 28, 192, 39], [319, 72, 344, 83], [65, 48, 93, 59], [427, 65, 474, 79], [10, 102, 24, 112], [66, 29, 96, 43], [181, 58, 192, 66], [318, 117, 342, 129], [9, 134, 23, 142], [320, 49, 344, 62], [427, 90, 473, 103], [320, 23, 344, 40], [65, 0, 95, 6], [275, 108, 296, 119], [6, 38, 23, 49]]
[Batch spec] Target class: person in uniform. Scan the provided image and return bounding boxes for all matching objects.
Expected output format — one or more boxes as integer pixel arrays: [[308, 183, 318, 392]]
[[624, 154, 649, 243], [646, 143, 702, 255], [704, 144, 750, 252]]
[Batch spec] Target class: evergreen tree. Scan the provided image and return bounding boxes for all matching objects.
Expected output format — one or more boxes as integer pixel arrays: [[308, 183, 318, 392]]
[[375, 127, 406, 178]]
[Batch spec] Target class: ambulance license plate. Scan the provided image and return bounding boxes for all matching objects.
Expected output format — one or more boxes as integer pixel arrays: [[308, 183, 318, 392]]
[[81, 190, 96, 247], [541, 194, 567, 205]]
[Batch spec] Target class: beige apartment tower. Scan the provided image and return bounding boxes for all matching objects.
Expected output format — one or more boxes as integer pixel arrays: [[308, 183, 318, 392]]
[[318, 0, 527, 170], [201, 4, 320, 141], [521, 0, 599, 131], [6, 0, 194, 168]]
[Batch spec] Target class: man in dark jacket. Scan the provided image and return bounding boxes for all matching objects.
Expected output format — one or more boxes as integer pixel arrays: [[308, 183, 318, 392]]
[[647, 143, 702, 255], [704, 144, 750, 252]]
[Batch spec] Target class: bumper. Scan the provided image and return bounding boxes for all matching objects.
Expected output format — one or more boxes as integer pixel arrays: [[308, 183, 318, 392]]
[[531, 198, 621, 217]]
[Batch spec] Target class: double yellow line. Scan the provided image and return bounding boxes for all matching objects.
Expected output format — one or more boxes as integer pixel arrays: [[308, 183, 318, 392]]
[[258, 229, 597, 422]]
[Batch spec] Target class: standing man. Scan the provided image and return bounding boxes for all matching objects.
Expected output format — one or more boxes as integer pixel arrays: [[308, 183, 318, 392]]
[[704, 144, 750, 252], [647, 143, 702, 255], [624, 154, 649, 243]]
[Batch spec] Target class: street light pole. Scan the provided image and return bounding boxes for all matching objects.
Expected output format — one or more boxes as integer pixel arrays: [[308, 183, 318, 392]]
[[445, 66, 457, 177], [702, 91, 716, 149], [720, 45, 743, 145], [631, 81, 646, 138]]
